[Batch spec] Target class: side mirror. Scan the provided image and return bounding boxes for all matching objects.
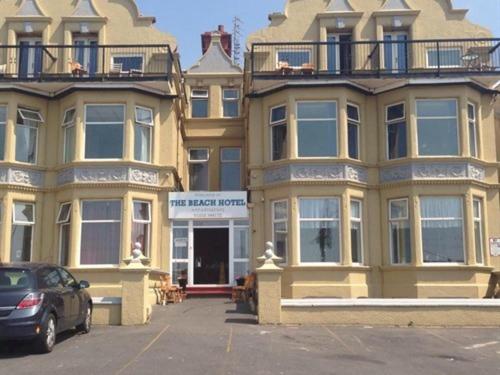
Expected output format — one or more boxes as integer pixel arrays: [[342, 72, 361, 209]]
[[79, 280, 90, 289]]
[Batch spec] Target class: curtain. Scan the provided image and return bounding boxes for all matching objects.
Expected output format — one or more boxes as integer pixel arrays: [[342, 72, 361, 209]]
[[134, 125, 151, 162], [300, 199, 339, 219], [421, 197, 464, 263]]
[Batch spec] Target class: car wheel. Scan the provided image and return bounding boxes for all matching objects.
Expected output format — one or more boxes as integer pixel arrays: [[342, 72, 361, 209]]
[[35, 314, 56, 354], [77, 304, 92, 334]]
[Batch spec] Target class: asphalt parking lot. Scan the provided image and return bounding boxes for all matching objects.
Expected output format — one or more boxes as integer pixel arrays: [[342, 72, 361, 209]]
[[0, 298, 499, 375]]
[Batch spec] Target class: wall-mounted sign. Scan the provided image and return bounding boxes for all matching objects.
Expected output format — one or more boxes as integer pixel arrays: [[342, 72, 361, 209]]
[[169, 192, 248, 220], [489, 238, 500, 257]]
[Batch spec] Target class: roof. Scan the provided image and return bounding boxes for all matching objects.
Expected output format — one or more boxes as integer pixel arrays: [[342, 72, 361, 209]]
[[187, 35, 242, 74]]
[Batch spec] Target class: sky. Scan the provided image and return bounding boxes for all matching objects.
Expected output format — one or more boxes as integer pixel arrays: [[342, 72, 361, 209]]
[[135, 0, 500, 69]]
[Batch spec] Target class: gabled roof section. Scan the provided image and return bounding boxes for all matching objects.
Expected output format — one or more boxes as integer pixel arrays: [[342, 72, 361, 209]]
[[326, 0, 354, 12], [73, 0, 101, 17], [188, 35, 242, 74], [17, 0, 45, 16], [381, 0, 411, 10]]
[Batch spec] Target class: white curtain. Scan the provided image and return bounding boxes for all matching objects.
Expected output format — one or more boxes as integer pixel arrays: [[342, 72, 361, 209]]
[[300, 198, 339, 219], [421, 197, 464, 263]]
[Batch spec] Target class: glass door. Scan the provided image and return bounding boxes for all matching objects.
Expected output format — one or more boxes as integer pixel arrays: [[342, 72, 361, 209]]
[[327, 33, 353, 74], [384, 32, 408, 73], [18, 38, 42, 78], [74, 38, 98, 76]]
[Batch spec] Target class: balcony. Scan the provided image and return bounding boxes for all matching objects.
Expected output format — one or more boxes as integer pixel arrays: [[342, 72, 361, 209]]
[[0, 44, 173, 82], [250, 38, 500, 80]]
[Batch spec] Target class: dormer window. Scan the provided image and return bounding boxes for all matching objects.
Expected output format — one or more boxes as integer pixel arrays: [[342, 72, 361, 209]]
[[191, 89, 209, 118]]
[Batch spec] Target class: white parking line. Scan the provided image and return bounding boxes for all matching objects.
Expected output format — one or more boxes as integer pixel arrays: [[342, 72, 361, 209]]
[[464, 341, 499, 350]]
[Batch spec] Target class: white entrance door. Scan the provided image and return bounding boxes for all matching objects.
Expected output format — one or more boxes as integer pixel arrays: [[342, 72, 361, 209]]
[[171, 220, 250, 286]]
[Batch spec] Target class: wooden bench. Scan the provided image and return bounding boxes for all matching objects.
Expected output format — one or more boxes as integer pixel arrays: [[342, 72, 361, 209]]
[[232, 273, 256, 303]]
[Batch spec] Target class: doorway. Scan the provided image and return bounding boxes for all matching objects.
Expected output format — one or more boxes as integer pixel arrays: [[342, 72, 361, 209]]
[[193, 228, 229, 285], [18, 38, 43, 78]]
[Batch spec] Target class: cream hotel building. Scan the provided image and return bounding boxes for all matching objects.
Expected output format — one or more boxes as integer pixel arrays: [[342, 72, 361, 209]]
[[0, 0, 500, 323]]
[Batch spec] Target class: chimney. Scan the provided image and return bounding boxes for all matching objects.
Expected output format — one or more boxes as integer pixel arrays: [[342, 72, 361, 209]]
[[201, 25, 232, 57]]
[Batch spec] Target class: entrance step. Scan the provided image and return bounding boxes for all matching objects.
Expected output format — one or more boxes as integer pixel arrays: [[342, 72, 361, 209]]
[[186, 286, 232, 298]]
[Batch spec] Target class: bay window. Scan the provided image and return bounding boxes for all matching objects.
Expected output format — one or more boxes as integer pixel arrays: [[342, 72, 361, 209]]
[[57, 203, 72, 266], [270, 105, 287, 161], [468, 103, 478, 158], [473, 198, 484, 264], [134, 106, 153, 163], [389, 199, 411, 264], [85, 105, 124, 159], [417, 99, 459, 156], [62, 108, 76, 163], [420, 197, 464, 263], [80, 200, 122, 265], [222, 88, 240, 118], [272, 200, 288, 263], [191, 89, 209, 118], [347, 104, 360, 160], [299, 198, 341, 264], [297, 101, 337, 157], [131, 200, 151, 257], [189, 148, 209, 191], [350, 200, 363, 264], [16, 108, 43, 164], [0, 106, 6, 160], [386, 103, 407, 160], [11, 202, 35, 262], [220, 148, 241, 191]]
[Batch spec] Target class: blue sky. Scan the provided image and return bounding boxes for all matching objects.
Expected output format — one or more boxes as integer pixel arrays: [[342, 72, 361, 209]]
[[135, 0, 500, 68]]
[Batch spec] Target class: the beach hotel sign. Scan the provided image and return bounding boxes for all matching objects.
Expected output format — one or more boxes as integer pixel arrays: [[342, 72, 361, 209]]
[[169, 192, 248, 219]]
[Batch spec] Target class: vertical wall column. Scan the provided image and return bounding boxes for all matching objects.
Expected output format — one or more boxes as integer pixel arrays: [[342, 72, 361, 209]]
[[256, 243, 283, 324]]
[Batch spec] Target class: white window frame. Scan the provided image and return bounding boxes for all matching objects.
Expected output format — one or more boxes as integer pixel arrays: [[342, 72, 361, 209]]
[[419, 196, 465, 265], [296, 100, 338, 159], [171, 221, 190, 285], [111, 54, 145, 73], [62, 107, 76, 164], [134, 106, 154, 163], [350, 199, 363, 264], [347, 103, 361, 160], [269, 104, 287, 162], [191, 89, 209, 118], [78, 199, 122, 268], [220, 147, 242, 191], [416, 99, 460, 157], [467, 102, 479, 158], [388, 198, 411, 265], [298, 197, 342, 266], [57, 202, 72, 266], [11, 202, 35, 262], [473, 197, 484, 265], [272, 200, 288, 265], [132, 200, 152, 257], [84, 104, 125, 161], [426, 47, 462, 68], [385, 102, 407, 160], [188, 148, 210, 191], [276, 49, 311, 69], [222, 88, 240, 118], [16, 107, 43, 164]]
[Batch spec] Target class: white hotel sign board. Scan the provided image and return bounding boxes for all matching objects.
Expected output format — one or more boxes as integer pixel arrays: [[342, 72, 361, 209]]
[[169, 192, 248, 220]]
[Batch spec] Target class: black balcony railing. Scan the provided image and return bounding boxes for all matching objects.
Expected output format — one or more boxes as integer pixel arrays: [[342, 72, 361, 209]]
[[250, 38, 500, 79], [0, 44, 173, 82]]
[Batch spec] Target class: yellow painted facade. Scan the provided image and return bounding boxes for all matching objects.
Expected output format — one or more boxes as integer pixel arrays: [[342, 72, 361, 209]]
[[0, 0, 499, 325]]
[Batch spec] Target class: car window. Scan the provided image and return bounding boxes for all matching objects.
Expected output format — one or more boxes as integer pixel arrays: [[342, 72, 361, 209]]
[[0, 269, 34, 290], [58, 268, 78, 288], [37, 268, 64, 289]]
